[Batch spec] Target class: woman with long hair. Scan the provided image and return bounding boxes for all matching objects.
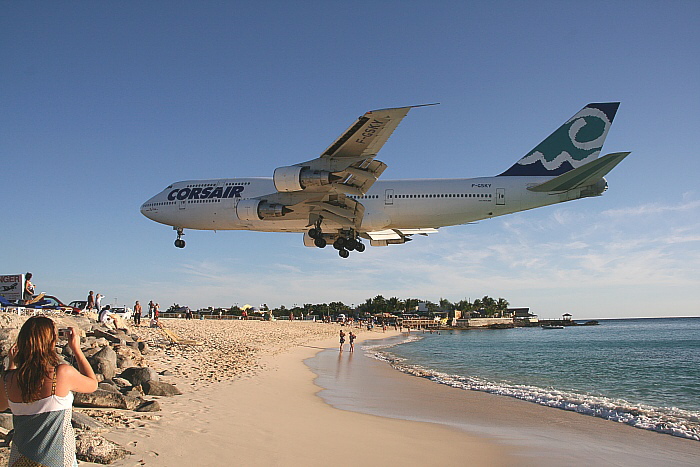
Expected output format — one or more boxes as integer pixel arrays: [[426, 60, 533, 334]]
[[0, 315, 97, 467]]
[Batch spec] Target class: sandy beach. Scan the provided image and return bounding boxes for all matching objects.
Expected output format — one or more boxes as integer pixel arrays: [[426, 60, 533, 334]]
[[84, 319, 699, 466]]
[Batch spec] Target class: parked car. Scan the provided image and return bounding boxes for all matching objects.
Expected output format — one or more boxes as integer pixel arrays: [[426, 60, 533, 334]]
[[41, 295, 82, 315], [110, 306, 133, 319], [68, 300, 87, 311]]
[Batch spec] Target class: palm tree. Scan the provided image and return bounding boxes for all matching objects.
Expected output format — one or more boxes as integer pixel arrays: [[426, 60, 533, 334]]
[[496, 298, 509, 317], [387, 297, 402, 313]]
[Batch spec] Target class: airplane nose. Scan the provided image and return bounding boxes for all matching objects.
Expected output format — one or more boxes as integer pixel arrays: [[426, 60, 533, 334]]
[[140, 196, 160, 221]]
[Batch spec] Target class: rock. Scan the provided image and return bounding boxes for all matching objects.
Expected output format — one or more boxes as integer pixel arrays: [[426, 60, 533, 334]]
[[72, 412, 108, 433], [137, 341, 149, 355], [91, 328, 121, 344], [98, 382, 120, 393], [112, 377, 131, 388], [135, 400, 161, 412], [92, 346, 118, 366], [142, 381, 182, 396], [74, 389, 143, 410], [120, 367, 158, 386], [159, 370, 173, 376], [75, 431, 131, 464], [90, 346, 118, 380], [0, 413, 13, 430], [116, 355, 133, 369], [122, 387, 143, 398]]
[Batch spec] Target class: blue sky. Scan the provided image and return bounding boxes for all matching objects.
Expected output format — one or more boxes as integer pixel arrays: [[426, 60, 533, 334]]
[[2, 1, 698, 319]]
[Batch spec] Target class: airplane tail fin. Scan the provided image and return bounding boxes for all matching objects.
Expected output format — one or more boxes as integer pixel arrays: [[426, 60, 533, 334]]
[[499, 102, 620, 177]]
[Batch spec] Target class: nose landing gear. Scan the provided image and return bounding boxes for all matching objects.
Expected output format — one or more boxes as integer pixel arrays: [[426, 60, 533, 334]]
[[174, 227, 186, 248]]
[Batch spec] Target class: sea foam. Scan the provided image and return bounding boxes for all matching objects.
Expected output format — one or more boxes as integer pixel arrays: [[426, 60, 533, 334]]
[[363, 338, 700, 441]]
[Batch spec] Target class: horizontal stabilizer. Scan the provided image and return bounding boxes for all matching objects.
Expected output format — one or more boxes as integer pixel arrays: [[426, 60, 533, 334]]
[[527, 152, 630, 193]]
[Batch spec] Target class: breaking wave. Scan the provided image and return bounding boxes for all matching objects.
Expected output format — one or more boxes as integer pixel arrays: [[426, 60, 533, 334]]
[[362, 338, 700, 441]]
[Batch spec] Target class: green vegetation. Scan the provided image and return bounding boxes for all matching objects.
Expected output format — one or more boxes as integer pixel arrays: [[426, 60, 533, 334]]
[[190, 295, 510, 318]]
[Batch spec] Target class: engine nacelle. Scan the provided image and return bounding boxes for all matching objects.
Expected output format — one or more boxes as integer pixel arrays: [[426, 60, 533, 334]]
[[236, 199, 289, 221], [273, 166, 336, 192]]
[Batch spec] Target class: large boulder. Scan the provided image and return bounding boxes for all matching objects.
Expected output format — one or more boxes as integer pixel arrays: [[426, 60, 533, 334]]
[[142, 381, 181, 397], [73, 389, 143, 410], [89, 346, 118, 380], [135, 400, 161, 412], [75, 432, 131, 464], [72, 412, 108, 433], [120, 367, 158, 386]]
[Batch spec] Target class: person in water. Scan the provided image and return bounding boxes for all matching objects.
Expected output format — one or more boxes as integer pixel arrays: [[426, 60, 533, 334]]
[[0, 316, 98, 467]]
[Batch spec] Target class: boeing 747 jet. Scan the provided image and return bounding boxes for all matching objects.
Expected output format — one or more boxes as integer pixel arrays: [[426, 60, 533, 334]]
[[141, 102, 629, 258]]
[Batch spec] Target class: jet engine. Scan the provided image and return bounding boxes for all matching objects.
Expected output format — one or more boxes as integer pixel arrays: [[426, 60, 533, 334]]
[[236, 199, 290, 221], [273, 166, 338, 192]]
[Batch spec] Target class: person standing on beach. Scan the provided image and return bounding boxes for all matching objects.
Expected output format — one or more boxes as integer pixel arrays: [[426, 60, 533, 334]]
[[349, 331, 356, 352], [134, 301, 142, 326], [148, 300, 155, 319], [95, 293, 104, 312], [86, 291, 96, 312], [22, 273, 35, 305], [0, 316, 98, 467], [339, 330, 346, 352]]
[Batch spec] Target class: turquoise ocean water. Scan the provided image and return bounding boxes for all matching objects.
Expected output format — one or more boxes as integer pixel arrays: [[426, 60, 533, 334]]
[[365, 317, 700, 440]]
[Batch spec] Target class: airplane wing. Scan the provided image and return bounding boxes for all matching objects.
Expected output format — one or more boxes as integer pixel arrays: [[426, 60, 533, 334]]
[[295, 103, 437, 195], [262, 104, 437, 231]]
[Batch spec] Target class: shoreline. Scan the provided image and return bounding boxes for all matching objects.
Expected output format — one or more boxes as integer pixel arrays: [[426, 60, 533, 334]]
[[103, 327, 512, 466], [66, 319, 699, 466], [307, 332, 700, 466]]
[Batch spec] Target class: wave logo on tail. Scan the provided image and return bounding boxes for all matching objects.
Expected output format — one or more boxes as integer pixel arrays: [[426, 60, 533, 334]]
[[499, 102, 619, 177]]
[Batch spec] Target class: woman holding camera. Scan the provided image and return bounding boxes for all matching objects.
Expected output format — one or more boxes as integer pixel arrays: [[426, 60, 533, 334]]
[[0, 316, 98, 467]]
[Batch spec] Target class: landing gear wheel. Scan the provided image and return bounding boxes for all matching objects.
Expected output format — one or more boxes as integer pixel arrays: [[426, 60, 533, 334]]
[[314, 237, 327, 248], [333, 237, 347, 250], [338, 249, 350, 258], [174, 227, 186, 248], [355, 241, 365, 252], [308, 228, 321, 239]]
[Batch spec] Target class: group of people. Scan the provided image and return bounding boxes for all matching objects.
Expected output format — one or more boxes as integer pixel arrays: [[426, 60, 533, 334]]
[[87, 292, 163, 329], [339, 329, 356, 352]]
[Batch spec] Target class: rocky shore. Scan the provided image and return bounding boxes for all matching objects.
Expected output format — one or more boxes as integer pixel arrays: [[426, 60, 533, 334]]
[[0, 312, 347, 464]]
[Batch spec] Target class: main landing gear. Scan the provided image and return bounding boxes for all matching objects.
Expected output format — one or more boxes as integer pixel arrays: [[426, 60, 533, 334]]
[[308, 225, 365, 258], [174, 227, 186, 248]]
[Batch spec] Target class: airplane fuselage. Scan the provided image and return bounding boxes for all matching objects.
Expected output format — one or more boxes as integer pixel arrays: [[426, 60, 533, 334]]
[[141, 175, 604, 233]]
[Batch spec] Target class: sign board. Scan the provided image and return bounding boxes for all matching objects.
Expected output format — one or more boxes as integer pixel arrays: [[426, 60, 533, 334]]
[[0, 274, 25, 303]]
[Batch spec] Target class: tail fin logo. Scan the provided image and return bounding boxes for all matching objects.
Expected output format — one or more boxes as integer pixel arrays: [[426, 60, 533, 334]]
[[500, 102, 619, 177]]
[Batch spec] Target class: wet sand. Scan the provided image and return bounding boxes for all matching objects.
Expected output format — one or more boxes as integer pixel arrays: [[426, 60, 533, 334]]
[[104, 327, 511, 466], [307, 334, 700, 466]]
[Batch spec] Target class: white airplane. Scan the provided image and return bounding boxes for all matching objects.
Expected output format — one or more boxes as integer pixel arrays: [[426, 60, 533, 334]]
[[141, 102, 629, 258]]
